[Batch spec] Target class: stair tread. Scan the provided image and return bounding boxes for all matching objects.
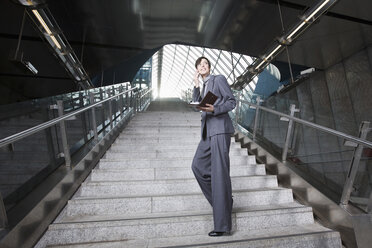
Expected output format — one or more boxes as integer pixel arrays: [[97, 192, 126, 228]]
[[91, 164, 263, 172], [60, 202, 312, 223], [148, 224, 340, 248], [45, 224, 339, 248], [100, 154, 255, 160], [41, 223, 339, 248], [84, 175, 276, 185], [75, 187, 291, 199]]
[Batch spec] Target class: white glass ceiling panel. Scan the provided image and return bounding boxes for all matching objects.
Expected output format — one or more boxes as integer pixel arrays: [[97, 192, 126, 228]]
[[152, 44, 278, 98]]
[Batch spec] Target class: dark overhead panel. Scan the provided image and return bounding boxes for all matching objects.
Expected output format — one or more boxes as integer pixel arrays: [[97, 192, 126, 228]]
[[1, 0, 372, 103]]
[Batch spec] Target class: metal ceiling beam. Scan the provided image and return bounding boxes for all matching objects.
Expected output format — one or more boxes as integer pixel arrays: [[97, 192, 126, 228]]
[[232, 0, 339, 90], [13, 0, 93, 90]]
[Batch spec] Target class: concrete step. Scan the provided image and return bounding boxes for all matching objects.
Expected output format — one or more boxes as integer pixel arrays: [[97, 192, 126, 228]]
[[66, 189, 294, 217], [130, 118, 201, 122], [97, 155, 257, 169], [43, 225, 341, 248], [35, 204, 317, 247], [132, 114, 200, 118], [45, 239, 147, 248], [122, 127, 201, 132], [124, 126, 201, 131], [120, 132, 202, 137], [118, 133, 202, 139], [77, 176, 279, 197], [126, 123, 200, 128], [146, 227, 341, 248], [112, 139, 200, 146], [113, 138, 238, 146], [116, 135, 202, 142], [127, 123, 200, 128], [117, 134, 235, 139], [129, 115, 200, 119], [101, 153, 255, 162], [110, 142, 241, 151], [132, 113, 200, 118], [133, 112, 199, 115], [104, 148, 248, 159], [62, 203, 313, 228], [124, 126, 200, 130], [89, 164, 266, 181]]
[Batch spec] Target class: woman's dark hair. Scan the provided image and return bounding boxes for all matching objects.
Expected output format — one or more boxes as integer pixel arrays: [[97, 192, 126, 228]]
[[195, 56, 211, 69]]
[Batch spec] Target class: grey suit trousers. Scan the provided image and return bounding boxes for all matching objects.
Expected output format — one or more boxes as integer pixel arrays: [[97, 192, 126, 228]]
[[191, 133, 232, 232]]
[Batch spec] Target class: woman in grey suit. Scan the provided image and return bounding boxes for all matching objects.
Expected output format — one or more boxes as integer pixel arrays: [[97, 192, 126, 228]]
[[191, 56, 236, 236]]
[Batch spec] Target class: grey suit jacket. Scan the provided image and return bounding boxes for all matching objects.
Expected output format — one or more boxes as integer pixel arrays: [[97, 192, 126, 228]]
[[193, 75, 236, 138]]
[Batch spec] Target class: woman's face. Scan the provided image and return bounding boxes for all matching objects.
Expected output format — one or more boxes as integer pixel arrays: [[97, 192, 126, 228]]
[[197, 58, 210, 77]]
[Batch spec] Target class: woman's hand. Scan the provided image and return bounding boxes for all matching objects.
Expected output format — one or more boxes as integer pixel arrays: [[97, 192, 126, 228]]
[[193, 70, 200, 88], [197, 104, 214, 113]]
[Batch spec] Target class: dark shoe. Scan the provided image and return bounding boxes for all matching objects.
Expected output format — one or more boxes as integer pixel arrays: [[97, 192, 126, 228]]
[[208, 231, 231, 237]]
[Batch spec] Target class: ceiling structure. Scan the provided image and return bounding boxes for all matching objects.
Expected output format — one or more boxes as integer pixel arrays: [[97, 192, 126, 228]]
[[153, 44, 256, 98], [152, 44, 280, 98], [0, 0, 371, 104]]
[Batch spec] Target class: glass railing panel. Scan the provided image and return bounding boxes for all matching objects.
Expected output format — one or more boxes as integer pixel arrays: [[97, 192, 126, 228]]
[[287, 125, 355, 199], [62, 112, 89, 154], [233, 92, 371, 210], [0, 126, 62, 207], [256, 109, 288, 155], [347, 150, 372, 212], [0, 82, 133, 210]]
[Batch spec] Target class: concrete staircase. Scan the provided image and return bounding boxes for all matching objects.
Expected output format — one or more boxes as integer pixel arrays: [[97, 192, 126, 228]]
[[35, 110, 342, 247]]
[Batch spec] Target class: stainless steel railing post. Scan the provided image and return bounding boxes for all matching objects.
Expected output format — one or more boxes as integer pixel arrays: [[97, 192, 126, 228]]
[[79, 92, 89, 143], [89, 93, 98, 141], [235, 92, 241, 124], [69, 92, 74, 110], [282, 104, 299, 161], [340, 121, 370, 205], [134, 92, 138, 114], [139, 91, 141, 111], [126, 84, 129, 110], [57, 100, 71, 167], [112, 86, 116, 119], [99, 88, 105, 127], [43, 107, 57, 167], [0, 192, 8, 228], [252, 96, 261, 139], [107, 89, 113, 129], [119, 85, 124, 118]]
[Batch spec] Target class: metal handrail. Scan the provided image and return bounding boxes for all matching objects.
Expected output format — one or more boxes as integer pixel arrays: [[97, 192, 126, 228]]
[[238, 99, 372, 149], [0, 86, 139, 149]]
